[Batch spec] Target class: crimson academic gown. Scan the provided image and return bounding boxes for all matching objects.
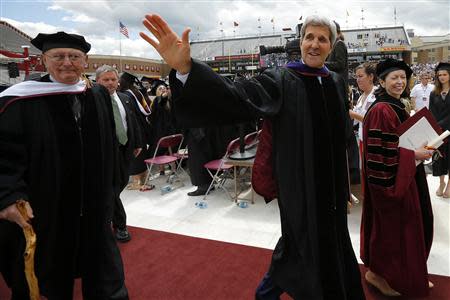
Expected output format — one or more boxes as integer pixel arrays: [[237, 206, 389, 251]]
[[361, 96, 433, 297], [170, 60, 365, 300]]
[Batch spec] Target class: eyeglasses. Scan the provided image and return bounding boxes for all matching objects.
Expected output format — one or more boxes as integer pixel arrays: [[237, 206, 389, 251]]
[[44, 53, 85, 63]]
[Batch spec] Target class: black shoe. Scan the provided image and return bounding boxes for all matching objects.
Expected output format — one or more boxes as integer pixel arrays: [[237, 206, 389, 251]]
[[115, 228, 131, 243], [187, 186, 214, 196]]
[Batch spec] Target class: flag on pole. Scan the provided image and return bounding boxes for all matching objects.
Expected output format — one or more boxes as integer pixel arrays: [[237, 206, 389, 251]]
[[346, 10, 350, 16], [119, 21, 129, 38], [233, 21, 239, 27], [299, 16, 303, 21], [270, 18, 274, 23]]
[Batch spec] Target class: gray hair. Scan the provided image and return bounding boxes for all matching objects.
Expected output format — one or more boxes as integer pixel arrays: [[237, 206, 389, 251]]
[[95, 64, 119, 80], [300, 15, 337, 44]]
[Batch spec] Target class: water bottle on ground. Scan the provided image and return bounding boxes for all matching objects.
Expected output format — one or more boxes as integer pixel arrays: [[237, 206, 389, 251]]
[[237, 201, 248, 208], [195, 201, 208, 209], [161, 185, 173, 195]]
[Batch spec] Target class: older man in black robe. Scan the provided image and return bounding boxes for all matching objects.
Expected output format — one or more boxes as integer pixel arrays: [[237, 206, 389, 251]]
[[140, 14, 364, 300], [0, 32, 128, 299]]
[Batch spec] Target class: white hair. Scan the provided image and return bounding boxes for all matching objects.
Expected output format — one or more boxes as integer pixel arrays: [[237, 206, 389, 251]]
[[300, 15, 337, 44], [95, 64, 119, 81]]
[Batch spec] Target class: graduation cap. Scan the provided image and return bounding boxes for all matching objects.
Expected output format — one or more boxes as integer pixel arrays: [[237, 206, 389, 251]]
[[376, 58, 412, 80], [120, 72, 140, 84], [31, 31, 91, 53], [435, 62, 450, 73], [149, 79, 168, 96], [141, 75, 153, 82]]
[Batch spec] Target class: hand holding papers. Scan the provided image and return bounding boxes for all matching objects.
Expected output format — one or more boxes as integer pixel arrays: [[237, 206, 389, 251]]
[[396, 108, 447, 165]]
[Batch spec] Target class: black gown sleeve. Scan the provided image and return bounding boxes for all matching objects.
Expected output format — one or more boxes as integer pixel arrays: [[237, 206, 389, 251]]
[[0, 102, 29, 211], [169, 59, 283, 128]]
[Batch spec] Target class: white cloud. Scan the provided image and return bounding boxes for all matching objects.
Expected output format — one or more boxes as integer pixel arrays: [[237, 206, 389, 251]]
[[2, 0, 449, 59], [62, 14, 97, 24]]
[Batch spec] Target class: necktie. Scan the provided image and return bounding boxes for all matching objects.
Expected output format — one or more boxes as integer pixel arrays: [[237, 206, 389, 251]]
[[68, 94, 82, 130], [111, 96, 128, 145]]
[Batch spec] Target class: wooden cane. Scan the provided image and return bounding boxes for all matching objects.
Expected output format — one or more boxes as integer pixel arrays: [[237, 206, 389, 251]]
[[16, 200, 40, 300]]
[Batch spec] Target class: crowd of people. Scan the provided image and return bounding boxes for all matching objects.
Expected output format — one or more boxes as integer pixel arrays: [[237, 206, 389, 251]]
[[0, 11, 449, 300]]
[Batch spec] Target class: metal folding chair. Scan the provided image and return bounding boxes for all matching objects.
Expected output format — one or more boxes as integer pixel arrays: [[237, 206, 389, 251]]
[[173, 146, 189, 176], [143, 133, 184, 186], [203, 137, 241, 200]]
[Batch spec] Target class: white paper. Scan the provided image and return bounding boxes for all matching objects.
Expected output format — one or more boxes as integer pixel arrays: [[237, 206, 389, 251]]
[[398, 117, 441, 150], [398, 117, 448, 165]]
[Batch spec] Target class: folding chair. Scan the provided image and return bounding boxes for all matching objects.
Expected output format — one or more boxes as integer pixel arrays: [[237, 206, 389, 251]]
[[173, 146, 189, 176], [143, 133, 184, 186], [203, 137, 241, 200]]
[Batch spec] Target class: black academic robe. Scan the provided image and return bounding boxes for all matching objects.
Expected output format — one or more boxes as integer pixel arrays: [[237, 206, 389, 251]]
[[429, 91, 450, 176], [0, 76, 127, 299], [148, 95, 178, 155], [122, 89, 152, 175], [170, 60, 365, 299]]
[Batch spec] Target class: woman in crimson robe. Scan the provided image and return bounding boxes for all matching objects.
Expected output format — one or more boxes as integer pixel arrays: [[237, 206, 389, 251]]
[[361, 58, 434, 297]]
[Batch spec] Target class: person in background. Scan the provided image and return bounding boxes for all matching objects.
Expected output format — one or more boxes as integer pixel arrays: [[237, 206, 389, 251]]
[[410, 71, 434, 112], [429, 62, 450, 197], [349, 62, 377, 194], [148, 81, 178, 176], [96, 65, 143, 242], [361, 58, 433, 298], [140, 14, 365, 299], [0, 32, 128, 299], [119, 72, 153, 189], [325, 21, 349, 87]]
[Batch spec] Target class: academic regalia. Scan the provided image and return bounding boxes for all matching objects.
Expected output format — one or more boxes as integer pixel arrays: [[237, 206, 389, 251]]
[[170, 60, 365, 299], [429, 69, 450, 176], [148, 95, 178, 155], [0, 75, 128, 299], [122, 88, 152, 175], [361, 95, 433, 297]]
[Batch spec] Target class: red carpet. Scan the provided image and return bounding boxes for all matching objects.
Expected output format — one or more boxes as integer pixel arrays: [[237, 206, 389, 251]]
[[1, 226, 449, 299]]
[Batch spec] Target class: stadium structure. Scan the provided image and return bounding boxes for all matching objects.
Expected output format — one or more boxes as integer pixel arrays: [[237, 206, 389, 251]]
[[190, 25, 413, 77]]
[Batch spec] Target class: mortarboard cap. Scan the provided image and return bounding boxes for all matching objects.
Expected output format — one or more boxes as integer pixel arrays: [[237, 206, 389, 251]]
[[435, 62, 450, 72], [31, 31, 91, 53], [376, 58, 412, 80], [149, 79, 168, 96], [141, 75, 154, 82], [120, 72, 140, 84]]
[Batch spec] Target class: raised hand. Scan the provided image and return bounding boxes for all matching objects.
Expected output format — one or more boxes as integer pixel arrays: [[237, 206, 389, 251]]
[[140, 14, 192, 74]]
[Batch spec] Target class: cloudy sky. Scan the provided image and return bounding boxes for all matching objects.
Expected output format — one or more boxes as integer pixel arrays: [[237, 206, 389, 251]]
[[1, 0, 448, 59]]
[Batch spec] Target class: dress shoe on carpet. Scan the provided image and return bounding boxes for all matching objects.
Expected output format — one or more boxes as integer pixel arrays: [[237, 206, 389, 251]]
[[115, 228, 132, 243]]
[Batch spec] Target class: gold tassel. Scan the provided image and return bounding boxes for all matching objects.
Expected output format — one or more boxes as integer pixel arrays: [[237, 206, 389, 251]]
[[16, 201, 40, 300], [82, 74, 93, 89]]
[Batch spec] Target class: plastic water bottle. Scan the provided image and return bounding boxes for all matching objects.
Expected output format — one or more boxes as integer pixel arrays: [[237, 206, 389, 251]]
[[195, 201, 208, 209], [160, 185, 173, 195], [238, 201, 248, 208]]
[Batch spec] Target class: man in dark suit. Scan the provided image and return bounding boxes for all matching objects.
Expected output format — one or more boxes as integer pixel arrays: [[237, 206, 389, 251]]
[[96, 65, 142, 242]]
